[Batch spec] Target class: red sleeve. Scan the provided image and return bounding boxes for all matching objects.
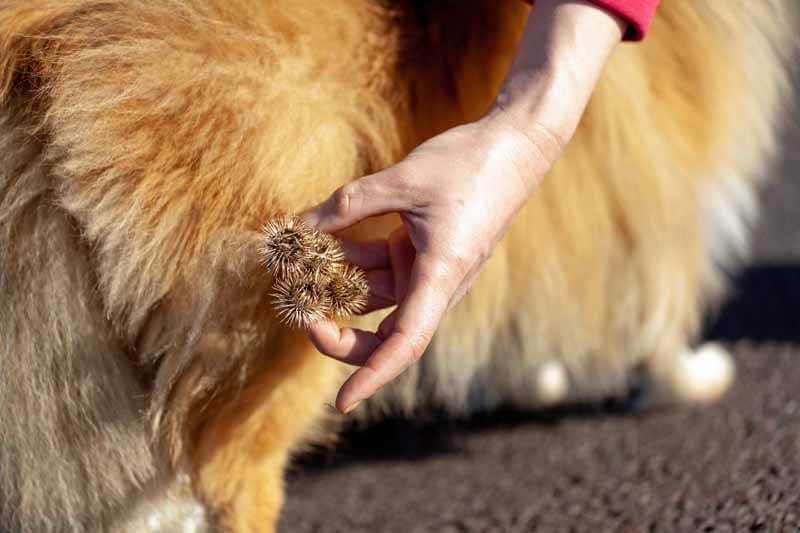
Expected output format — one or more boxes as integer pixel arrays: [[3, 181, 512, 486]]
[[587, 0, 660, 40], [524, 0, 660, 41]]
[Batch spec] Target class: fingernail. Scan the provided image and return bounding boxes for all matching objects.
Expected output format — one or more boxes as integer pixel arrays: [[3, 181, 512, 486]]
[[343, 400, 362, 414]]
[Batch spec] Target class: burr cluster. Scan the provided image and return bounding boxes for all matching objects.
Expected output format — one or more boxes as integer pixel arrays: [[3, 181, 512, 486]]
[[260, 216, 369, 328]]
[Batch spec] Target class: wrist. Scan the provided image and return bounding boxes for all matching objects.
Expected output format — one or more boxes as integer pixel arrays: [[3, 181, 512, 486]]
[[479, 103, 566, 179], [484, 0, 625, 168], [484, 67, 573, 166], [468, 109, 563, 202]]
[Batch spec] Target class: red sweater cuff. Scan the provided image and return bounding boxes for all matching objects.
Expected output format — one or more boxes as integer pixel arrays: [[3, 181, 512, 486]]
[[587, 0, 659, 40], [524, 0, 660, 41]]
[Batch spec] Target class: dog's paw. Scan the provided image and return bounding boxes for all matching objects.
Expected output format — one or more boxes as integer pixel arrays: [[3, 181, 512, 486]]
[[114, 473, 211, 533], [660, 342, 736, 404], [535, 360, 570, 405]]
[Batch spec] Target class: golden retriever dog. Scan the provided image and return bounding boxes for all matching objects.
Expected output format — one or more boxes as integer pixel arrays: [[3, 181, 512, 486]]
[[0, 1, 794, 531]]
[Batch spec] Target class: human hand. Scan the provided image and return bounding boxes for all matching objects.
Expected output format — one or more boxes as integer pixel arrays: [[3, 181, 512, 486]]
[[302, 0, 624, 414], [301, 117, 556, 413]]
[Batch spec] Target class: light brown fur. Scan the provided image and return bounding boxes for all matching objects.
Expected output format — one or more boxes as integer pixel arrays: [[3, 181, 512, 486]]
[[0, 1, 794, 531]]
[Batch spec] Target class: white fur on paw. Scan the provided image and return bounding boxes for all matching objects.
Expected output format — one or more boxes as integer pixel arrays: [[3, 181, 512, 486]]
[[535, 360, 569, 405], [143, 495, 208, 533], [672, 343, 735, 403], [115, 472, 211, 533]]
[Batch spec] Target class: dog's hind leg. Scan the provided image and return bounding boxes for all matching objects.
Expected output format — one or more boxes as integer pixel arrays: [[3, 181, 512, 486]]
[[0, 107, 160, 532]]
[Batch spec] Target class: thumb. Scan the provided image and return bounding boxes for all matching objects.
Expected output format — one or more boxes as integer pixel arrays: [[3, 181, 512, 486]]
[[300, 171, 409, 233]]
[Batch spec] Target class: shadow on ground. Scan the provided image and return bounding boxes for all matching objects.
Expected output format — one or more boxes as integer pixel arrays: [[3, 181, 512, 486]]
[[705, 264, 800, 342]]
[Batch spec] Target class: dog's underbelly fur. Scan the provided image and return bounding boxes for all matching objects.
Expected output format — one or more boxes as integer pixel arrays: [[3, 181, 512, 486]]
[[0, 0, 794, 531]]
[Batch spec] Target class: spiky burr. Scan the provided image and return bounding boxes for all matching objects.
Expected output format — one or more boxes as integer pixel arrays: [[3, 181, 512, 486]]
[[271, 272, 332, 328], [326, 266, 369, 318], [306, 232, 346, 276], [262, 214, 370, 328], [259, 216, 316, 278]]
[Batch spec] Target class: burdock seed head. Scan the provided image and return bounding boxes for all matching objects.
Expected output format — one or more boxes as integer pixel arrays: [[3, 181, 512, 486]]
[[271, 272, 331, 328], [259, 216, 316, 278], [307, 232, 346, 275], [326, 265, 369, 319]]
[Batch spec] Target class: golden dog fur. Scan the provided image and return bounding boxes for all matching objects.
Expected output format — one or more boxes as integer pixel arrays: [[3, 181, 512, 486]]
[[0, 1, 795, 531]]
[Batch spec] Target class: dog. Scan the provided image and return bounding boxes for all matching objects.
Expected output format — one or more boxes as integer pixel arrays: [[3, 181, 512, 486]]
[[0, 1, 794, 531]]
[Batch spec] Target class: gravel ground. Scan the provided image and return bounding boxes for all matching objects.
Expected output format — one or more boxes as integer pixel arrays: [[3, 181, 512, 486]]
[[280, 78, 800, 532]]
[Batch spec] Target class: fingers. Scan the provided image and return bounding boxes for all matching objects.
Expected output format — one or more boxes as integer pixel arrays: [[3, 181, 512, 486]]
[[300, 172, 409, 233], [363, 269, 395, 313], [333, 229, 412, 309], [305, 320, 382, 366], [337, 238, 390, 269], [305, 269, 394, 364], [376, 309, 398, 340], [302, 233, 396, 365], [335, 256, 458, 413], [387, 227, 415, 301]]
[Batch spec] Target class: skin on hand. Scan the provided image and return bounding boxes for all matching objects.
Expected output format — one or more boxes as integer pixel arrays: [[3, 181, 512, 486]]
[[302, 0, 626, 414]]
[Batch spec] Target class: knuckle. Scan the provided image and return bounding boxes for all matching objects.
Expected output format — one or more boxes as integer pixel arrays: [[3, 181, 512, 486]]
[[332, 182, 361, 218]]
